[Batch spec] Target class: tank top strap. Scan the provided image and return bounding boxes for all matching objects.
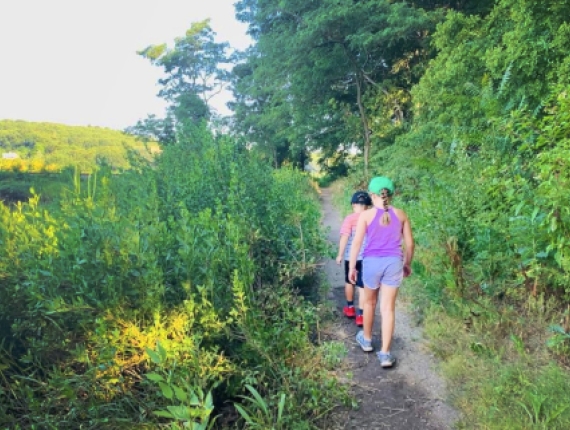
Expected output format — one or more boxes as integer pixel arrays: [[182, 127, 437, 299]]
[[370, 207, 383, 225], [373, 205, 394, 216]]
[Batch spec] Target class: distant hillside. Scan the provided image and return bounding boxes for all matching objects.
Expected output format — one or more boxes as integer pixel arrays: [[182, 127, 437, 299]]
[[0, 120, 159, 171]]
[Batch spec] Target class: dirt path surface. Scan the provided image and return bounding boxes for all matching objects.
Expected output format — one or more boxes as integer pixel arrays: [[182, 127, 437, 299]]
[[320, 189, 459, 430]]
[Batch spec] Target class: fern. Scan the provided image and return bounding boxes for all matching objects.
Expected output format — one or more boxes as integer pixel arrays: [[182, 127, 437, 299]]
[[498, 62, 513, 97]]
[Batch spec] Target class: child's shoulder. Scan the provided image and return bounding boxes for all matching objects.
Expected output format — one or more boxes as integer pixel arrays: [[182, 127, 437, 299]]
[[359, 207, 377, 222], [392, 206, 408, 221], [341, 212, 354, 223], [340, 211, 361, 233], [364, 207, 377, 215], [343, 211, 361, 221]]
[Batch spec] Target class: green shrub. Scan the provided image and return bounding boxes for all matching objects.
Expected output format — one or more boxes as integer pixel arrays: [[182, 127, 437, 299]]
[[0, 126, 341, 428]]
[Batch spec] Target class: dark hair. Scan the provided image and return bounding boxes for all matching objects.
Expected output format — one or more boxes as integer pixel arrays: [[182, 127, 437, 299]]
[[380, 188, 391, 225]]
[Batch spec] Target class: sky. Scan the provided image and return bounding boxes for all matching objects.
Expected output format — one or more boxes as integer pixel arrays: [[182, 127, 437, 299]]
[[0, 0, 252, 130]]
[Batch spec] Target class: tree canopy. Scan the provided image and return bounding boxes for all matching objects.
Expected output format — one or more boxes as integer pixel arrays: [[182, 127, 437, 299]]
[[128, 20, 232, 145], [229, 0, 570, 355], [230, 0, 493, 173]]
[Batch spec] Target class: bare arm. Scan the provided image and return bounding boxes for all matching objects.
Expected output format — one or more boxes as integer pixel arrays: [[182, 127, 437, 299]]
[[336, 234, 349, 265], [348, 211, 369, 282], [402, 212, 415, 277]]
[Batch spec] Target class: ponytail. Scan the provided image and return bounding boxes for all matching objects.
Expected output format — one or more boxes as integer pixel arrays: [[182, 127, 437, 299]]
[[380, 189, 391, 225]]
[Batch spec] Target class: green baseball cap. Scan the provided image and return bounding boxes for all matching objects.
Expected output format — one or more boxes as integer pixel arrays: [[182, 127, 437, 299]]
[[368, 176, 395, 196]]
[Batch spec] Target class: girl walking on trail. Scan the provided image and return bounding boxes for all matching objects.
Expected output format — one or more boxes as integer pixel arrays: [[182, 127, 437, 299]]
[[349, 176, 414, 368], [336, 191, 372, 327]]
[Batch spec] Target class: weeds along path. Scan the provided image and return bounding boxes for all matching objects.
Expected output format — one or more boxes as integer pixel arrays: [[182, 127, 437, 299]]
[[319, 188, 458, 430]]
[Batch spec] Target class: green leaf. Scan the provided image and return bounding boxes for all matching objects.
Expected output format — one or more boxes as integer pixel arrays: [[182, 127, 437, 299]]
[[166, 405, 192, 420], [190, 390, 201, 406], [146, 373, 164, 382], [548, 325, 569, 336], [145, 347, 161, 364], [205, 390, 214, 408], [277, 393, 286, 422], [157, 341, 168, 362], [547, 337, 564, 348], [546, 404, 570, 423], [234, 404, 254, 424], [159, 382, 174, 399], [531, 207, 539, 222], [153, 410, 174, 418], [244, 384, 268, 414], [173, 385, 188, 402], [550, 216, 557, 232]]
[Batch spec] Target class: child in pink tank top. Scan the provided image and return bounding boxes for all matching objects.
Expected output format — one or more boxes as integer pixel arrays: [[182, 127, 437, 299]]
[[348, 177, 415, 368], [335, 191, 371, 327]]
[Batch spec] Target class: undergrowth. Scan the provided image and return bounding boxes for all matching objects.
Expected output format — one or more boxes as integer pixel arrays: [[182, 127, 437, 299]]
[[423, 302, 570, 429], [0, 126, 348, 429], [331, 157, 570, 428]]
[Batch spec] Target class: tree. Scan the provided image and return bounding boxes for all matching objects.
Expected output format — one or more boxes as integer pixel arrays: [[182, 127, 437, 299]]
[[129, 20, 231, 144], [125, 114, 176, 146], [232, 0, 441, 176]]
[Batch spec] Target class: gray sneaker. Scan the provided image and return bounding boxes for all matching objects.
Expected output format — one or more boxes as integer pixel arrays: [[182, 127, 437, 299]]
[[356, 330, 373, 352], [377, 352, 396, 368]]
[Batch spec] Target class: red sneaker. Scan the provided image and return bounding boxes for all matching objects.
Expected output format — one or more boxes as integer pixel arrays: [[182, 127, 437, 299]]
[[343, 306, 356, 318], [355, 314, 363, 327]]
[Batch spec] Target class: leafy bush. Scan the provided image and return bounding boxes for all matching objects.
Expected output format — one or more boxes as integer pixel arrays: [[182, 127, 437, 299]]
[[364, 59, 570, 430], [0, 126, 342, 428]]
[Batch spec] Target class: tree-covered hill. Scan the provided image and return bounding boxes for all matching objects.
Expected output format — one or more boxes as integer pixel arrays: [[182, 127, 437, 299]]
[[0, 119, 157, 171]]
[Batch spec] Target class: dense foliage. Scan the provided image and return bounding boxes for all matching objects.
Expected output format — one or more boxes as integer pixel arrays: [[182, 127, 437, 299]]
[[377, 0, 570, 312], [0, 126, 342, 429], [231, 0, 493, 172], [0, 120, 156, 172], [5, 0, 570, 426], [232, 0, 570, 428]]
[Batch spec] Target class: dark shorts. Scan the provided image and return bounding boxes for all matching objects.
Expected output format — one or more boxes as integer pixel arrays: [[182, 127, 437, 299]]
[[344, 260, 364, 287]]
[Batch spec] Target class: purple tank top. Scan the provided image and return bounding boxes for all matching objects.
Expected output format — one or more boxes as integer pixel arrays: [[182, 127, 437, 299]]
[[363, 207, 403, 258]]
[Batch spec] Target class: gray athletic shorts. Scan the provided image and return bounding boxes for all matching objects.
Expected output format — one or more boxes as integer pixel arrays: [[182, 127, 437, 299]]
[[362, 256, 403, 289]]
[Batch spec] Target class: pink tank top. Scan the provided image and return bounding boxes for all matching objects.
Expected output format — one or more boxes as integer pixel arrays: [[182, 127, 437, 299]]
[[362, 207, 403, 258]]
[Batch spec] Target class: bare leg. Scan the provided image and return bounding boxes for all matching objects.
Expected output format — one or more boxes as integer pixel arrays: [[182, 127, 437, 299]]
[[362, 287, 379, 339], [379, 285, 399, 352], [357, 287, 365, 312], [344, 283, 354, 302]]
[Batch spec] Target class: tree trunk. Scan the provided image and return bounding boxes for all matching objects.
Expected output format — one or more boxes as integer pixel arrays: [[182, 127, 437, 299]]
[[355, 74, 370, 178], [342, 45, 372, 178], [274, 146, 278, 168]]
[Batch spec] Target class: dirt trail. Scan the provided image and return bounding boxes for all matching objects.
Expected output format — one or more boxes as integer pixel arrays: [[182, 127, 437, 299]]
[[320, 189, 458, 430]]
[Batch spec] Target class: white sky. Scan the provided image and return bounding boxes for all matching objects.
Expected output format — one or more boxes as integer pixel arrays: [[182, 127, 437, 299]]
[[0, 0, 251, 130]]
